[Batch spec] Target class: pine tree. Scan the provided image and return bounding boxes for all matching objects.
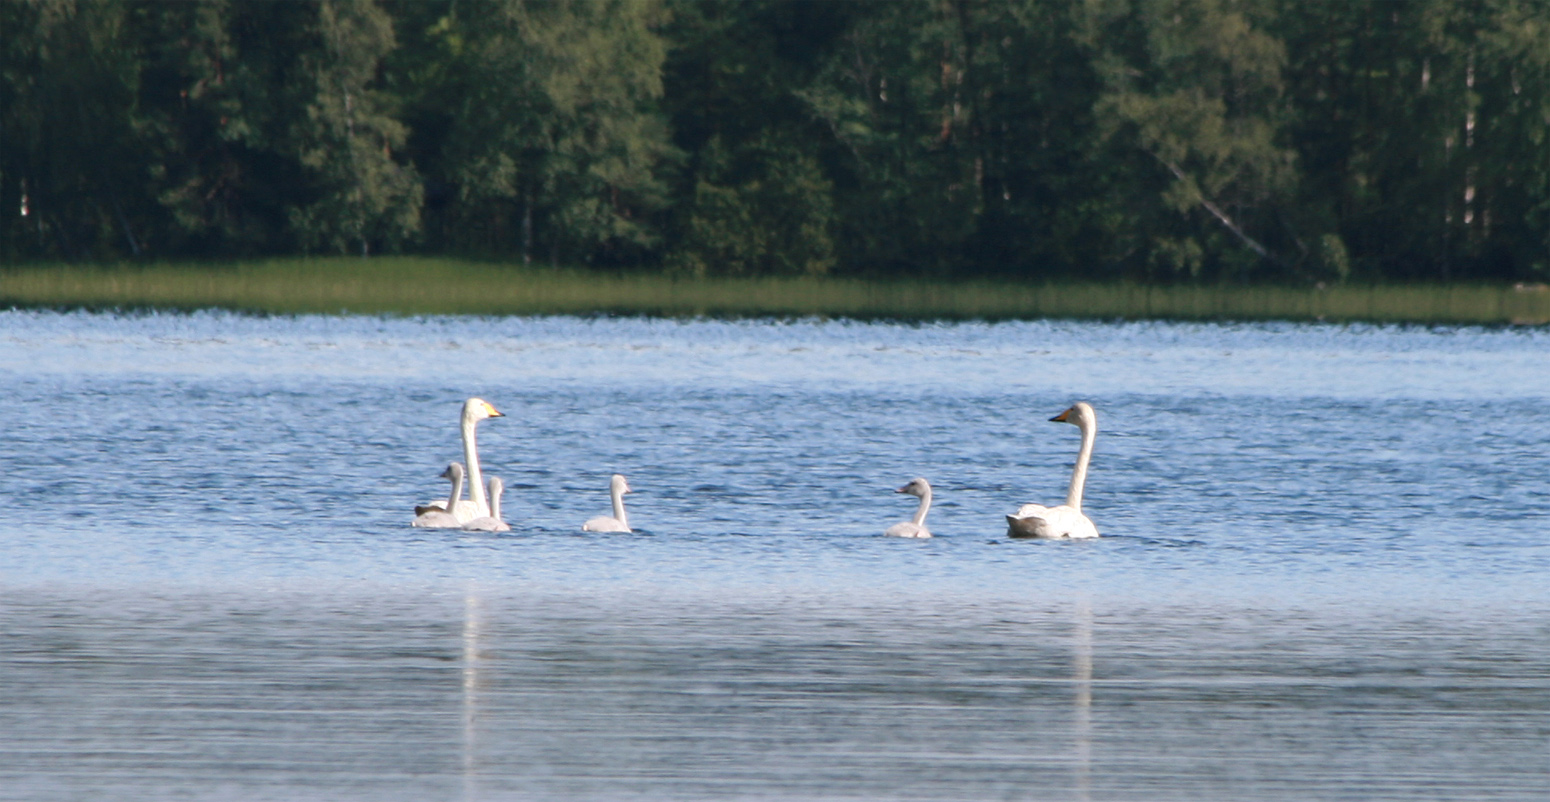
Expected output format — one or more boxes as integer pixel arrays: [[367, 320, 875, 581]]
[[661, 0, 851, 276], [433, 0, 673, 265], [287, 0, 422, 256], [1089, 0, 1298, 279], [1, 0, 145, 260]]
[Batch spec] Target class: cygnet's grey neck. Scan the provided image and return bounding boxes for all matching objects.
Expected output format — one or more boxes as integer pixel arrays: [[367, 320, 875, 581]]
[[446, 466, 464, 511], [487, 479, 502, 522]]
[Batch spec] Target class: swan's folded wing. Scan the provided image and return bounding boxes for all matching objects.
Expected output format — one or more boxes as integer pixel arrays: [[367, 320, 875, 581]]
[[1007, 504, 1054, 538], [1006, 512, 1052, 538]]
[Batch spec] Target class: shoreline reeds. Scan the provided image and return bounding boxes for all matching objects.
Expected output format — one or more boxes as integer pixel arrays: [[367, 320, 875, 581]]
[[2, 257, 1547, 325]]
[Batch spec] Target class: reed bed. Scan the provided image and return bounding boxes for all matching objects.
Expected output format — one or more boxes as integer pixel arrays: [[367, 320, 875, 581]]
[[2, 257, 1547, 325]]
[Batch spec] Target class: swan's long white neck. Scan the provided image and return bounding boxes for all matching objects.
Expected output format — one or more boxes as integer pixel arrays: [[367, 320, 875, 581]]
[[487, 480, 502, 522], [1067, 416, 1095, 512], [610, 483, 628, 528], [912, 486, 932, 526], [461, 414, 489, 517]]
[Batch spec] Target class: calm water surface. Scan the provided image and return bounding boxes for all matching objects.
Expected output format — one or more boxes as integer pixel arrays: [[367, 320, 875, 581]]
[[2, 310, 1548, 800]]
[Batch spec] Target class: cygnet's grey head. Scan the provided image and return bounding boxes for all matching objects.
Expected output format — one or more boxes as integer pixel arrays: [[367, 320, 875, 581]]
[[441, 462, 466, 481], [610, 474, 632, 494], [486, 476, 504, 497], [895, 477, 931, 497]]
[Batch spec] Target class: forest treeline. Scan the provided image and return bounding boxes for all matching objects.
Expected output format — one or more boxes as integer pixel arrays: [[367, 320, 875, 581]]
[[4, 0, 1550, 282]]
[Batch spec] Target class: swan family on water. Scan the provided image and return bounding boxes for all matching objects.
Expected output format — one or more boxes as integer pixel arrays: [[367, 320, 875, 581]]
[[412, 397, 1103, 539]]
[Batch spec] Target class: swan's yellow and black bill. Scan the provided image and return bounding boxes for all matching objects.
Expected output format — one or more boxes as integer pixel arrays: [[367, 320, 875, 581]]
[[483, 402, 504, 417], [1050, 407, 1074, 423]]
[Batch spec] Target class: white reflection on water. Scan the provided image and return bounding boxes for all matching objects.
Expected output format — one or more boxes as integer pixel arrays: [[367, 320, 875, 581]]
[[462, 586, 482, 801], [1, 584, 1548, 800], [1073, 599, 1092, 802]]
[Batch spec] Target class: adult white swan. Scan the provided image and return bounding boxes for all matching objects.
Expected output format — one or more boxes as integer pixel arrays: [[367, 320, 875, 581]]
[[1007, 402, 1100, 539], [414, 398, 503, 522], [412, 462, 465, 528], [463, 477, 510, 532], [459, 398, 505, 519], [582, 474, 633, 533], [884, 477, 933, 538]]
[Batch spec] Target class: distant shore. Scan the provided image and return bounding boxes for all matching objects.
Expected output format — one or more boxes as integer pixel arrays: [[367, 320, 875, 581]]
[[2, 258, 1547, 325]]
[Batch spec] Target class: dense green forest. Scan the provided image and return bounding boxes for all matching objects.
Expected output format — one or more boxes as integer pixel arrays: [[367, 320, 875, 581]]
[[4, 0, 1550, 283]]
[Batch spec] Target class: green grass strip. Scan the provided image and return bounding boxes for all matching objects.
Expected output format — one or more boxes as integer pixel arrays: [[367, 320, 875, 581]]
[[2, 257, 1548, 324]]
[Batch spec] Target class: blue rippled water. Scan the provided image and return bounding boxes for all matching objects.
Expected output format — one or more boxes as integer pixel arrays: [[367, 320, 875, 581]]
[[2, 310, 1548, 800]]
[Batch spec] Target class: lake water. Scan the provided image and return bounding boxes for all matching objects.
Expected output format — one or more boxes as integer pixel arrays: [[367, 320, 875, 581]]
[[2, 309, 1548, 800]]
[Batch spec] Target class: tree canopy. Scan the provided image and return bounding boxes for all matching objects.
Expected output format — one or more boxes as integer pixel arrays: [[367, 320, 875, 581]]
[[4, 0, 1549, 282]]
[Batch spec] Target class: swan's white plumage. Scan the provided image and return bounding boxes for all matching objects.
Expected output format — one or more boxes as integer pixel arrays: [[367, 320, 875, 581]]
[[583, 474, 633, 533], [462, 476, 510, 532], [1006, 502, 1098, 539], [447, 499, 483, 523], [412, 508, 462, 528], [413, 462, 465, 528], [415, 499, 482, 522], [885, 477, 933, 538], [1007, 402, 1100, 539], [883, 521, 930, 538]]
